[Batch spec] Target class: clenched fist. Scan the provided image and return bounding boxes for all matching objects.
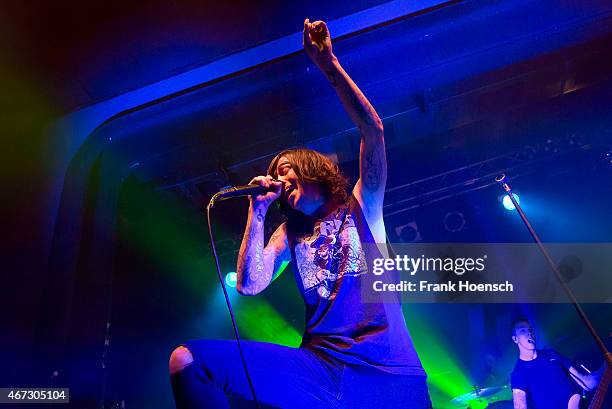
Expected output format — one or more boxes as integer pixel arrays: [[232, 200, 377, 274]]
[[248, 175, 283, 209], [303, 19, 336, 69]]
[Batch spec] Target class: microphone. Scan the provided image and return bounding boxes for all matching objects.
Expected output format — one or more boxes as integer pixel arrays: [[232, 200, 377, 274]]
[[209, 179, 282, 206]]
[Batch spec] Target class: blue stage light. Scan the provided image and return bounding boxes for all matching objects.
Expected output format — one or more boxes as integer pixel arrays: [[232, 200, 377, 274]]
[[503, 193, 520, 211], [225, 272, 237, 288]]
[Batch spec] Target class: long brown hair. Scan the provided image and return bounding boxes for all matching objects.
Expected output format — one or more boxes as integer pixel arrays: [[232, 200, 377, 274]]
[[267, 148, 349, 227]]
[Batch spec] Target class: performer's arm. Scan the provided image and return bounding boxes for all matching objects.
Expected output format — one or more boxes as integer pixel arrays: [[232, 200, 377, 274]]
[[569, 364, 603, 391], [303, 19, 386, 216], [512, 389, 527, 409], [236, 176, 290, 296]]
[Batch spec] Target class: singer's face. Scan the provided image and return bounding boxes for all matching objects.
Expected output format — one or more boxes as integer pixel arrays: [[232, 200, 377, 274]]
[[276, 156, 324, 215], [513, 321, 536, 350]]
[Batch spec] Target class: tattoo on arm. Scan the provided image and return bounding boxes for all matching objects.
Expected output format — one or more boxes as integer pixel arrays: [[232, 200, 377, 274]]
[[268, 224, 289, 274], [237, 207, 273, 294], [247, 239, 266, 284], [324, 68, 338, 87], [268, 226, 284, 245], [318, 59, 386, 196], [349, 92, 377, 127], [323, 62, 379, 129], [361, 138, 385, 192], [241, 230, 271, 293]]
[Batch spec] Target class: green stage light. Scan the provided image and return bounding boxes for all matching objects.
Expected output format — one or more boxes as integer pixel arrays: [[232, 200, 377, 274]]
[[404, 308, 474, 408], [237, 299, 301, 347]]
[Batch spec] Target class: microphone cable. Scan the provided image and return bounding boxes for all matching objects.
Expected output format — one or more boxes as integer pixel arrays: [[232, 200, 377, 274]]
[[206, 198, 261, 409]]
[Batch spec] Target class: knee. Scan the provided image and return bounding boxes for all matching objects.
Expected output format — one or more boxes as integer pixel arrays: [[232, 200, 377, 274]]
[[169, 346, 194, 374]]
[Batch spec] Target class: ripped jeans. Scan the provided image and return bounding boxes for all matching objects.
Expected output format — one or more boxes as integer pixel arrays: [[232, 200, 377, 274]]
[[170, 339, 432, 409]]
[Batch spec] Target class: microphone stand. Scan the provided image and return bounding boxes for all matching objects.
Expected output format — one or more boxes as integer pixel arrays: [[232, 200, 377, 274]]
[[495, 174, 612, 367], [206, 197, 261, 409]]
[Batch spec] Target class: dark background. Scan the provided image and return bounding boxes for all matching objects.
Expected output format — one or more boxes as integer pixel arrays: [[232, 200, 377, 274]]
[[2, 1, 611, 407]]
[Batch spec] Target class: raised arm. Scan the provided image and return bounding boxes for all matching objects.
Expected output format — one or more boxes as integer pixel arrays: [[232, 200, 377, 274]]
[[303, 19, 387, 214], [236, 176, 291, 296]]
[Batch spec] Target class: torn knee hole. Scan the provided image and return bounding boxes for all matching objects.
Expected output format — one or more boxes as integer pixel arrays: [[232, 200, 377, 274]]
[[170, 346, 194, 374]]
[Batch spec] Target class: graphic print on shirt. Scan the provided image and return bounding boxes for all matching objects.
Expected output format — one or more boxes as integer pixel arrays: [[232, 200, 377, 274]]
[[295, 211, 367, 299]]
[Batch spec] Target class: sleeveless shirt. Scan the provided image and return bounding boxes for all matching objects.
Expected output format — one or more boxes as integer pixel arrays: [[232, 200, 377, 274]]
[[288, 195, 425, 376]]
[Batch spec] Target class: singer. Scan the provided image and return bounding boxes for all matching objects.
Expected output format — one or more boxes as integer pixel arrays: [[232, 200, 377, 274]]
[[510, 317, 603, 409], [170, 19, 431, 409]]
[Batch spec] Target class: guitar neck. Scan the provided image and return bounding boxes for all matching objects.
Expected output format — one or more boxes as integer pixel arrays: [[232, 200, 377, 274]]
[[588, 365, 611, 409]]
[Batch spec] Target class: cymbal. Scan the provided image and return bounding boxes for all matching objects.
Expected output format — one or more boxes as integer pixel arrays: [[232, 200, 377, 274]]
[[451, 385, 509, 405]]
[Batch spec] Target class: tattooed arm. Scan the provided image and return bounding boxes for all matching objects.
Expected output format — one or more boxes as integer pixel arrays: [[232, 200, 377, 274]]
[[236, 176, 291, 296], [303, 19, 387, 239]]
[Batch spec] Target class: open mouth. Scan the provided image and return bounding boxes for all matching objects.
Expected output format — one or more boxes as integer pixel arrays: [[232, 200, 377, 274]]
[[285, 185, 296, 197]]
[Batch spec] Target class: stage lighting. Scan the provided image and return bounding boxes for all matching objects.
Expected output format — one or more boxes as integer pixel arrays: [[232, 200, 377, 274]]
[[502, 193, 520, 211], [443, 211, 466, 232], [395, 222, 422, 242], [225, 272, 237, 288]]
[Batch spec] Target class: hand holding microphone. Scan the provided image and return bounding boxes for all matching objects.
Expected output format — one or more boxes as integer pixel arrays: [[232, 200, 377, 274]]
[[209, 176, 284, 208], [247, 175, 283, 208]]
